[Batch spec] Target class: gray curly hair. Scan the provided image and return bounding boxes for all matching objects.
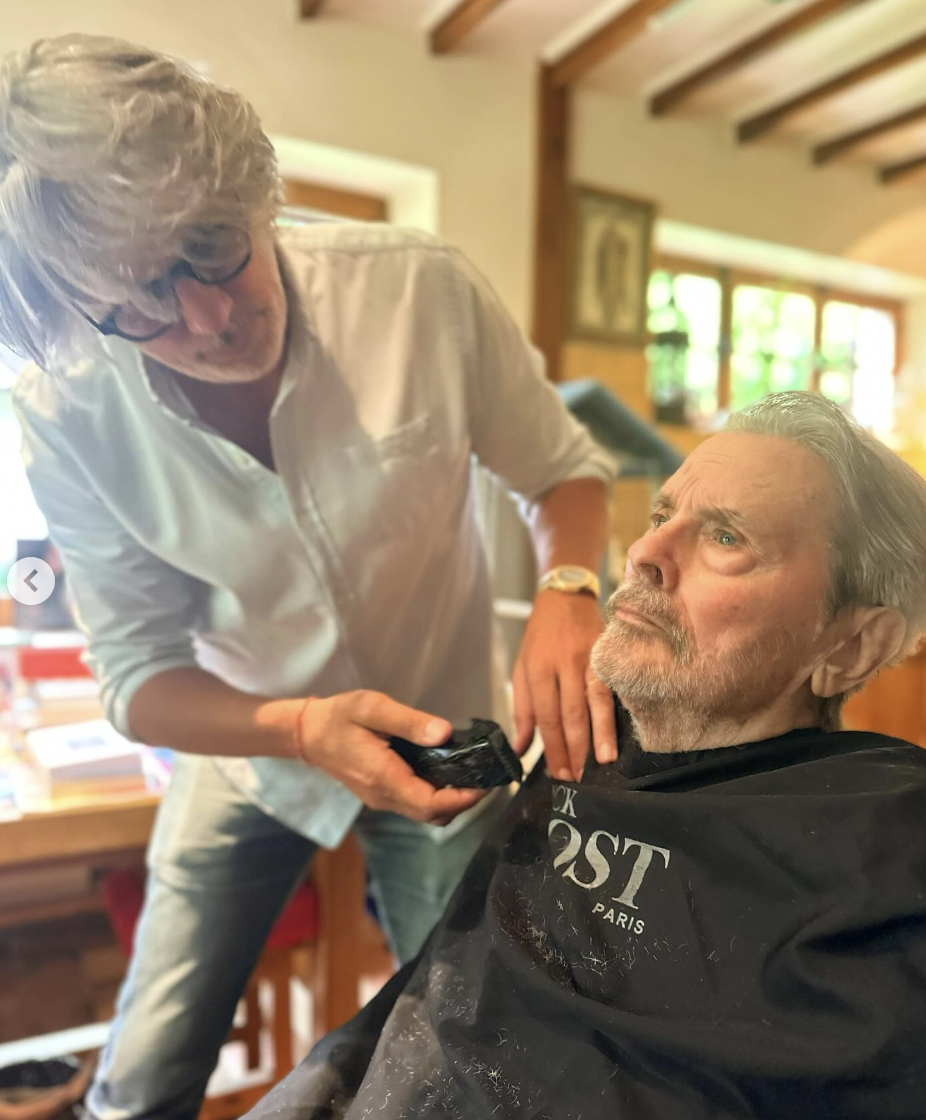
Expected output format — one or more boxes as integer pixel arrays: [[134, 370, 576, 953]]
[[728, 391, 926, 730], [0, 34, 282, 367]]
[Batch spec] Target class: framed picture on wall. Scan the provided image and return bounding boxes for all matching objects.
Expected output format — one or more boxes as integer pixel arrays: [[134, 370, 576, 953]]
[[568, 185, 656, 347]]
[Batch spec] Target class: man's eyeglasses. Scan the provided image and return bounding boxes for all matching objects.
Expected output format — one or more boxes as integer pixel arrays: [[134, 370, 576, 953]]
[[81, 226, 252, 343]]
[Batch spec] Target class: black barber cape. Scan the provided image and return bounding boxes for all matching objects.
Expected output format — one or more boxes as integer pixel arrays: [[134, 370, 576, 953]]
[[249, 727, 926, 1119]]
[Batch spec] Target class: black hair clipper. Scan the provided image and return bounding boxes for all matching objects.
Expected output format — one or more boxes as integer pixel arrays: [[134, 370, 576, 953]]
[[389, 718, 522, 789]]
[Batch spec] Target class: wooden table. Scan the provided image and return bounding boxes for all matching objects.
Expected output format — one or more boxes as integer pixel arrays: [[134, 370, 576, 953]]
[[0, 774, 380, 1042], [0, 791, 160, 872], [0, 783, 161, 932]]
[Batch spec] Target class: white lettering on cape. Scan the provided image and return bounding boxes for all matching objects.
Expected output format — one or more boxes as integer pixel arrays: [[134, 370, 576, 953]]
[[548, 819, 670, 907]]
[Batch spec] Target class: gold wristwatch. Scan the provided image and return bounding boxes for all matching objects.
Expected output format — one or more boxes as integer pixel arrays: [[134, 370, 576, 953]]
[[537, 565, 601, 599]]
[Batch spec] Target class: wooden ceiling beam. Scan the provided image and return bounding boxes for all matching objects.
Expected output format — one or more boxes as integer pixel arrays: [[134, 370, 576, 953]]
[[813, 101, 926, 163], [650, 0, 872, 116], [880, 152, 926, 185], [738, 28, 926, 143], [548, 0, 680, 89], [430, 0, 510, 54]]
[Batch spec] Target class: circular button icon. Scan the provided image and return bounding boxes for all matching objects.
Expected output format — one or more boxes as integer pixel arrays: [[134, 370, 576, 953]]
[[7, 556, 56, 606]]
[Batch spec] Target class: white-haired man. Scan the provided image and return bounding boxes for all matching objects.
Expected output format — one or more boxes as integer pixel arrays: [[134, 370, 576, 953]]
[[246, 391, 926, 1120], [0, 34, 617, 1120]]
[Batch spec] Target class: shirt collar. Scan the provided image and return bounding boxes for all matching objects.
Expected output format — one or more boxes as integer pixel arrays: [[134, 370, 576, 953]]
[[269, 233, 314, 418]]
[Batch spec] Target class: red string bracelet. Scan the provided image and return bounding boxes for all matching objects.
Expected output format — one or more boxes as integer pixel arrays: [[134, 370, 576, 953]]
[[293, 695, 317, 760]]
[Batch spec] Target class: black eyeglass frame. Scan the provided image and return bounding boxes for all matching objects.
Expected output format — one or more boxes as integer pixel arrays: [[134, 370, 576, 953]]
[[80, 241, 252, 343]]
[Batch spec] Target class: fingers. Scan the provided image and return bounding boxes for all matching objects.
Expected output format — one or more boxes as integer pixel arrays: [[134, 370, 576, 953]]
[[558, 661, 592, 780], [531, 667, 573, 782], [587, 670, 618, 764], [373, 746, 484, 823], [306, 694, 488, 828], [343, 689, 451, 746], [301, 691, 481, 825], [511, 591, 606, 783], [426, 786, 486, 826], [521, 663, 612, 781], [511, 659, 536, 756], [525, 653, 592, 782]]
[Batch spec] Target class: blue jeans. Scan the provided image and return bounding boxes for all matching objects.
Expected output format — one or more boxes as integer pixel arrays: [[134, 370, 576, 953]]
[[86, 755, 507, 1120]]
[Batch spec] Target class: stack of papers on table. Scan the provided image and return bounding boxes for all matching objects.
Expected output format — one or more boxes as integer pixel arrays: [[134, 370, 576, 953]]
[[15, 678, 104, 731], [23, 719, 147, 801]]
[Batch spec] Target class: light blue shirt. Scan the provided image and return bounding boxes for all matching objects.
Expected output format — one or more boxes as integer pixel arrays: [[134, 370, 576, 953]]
[[14, 223, 614, 847]]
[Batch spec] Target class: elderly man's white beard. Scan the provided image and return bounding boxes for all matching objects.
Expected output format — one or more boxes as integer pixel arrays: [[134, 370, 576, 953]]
[[591, 580, 803, 753]]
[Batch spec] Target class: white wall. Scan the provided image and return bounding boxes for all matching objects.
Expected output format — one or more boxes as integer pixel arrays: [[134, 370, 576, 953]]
[[573, 89, 926, 271], [2, 1, 537, 325], [5, 0, 926, 334]]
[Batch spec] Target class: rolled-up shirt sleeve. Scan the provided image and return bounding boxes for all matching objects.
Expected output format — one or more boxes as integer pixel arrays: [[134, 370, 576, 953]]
[[448, 249, 616, 507], [15, 396, 202, 740]]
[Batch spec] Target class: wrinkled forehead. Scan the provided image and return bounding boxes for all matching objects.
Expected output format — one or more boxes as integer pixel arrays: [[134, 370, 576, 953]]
[[662, 431, 838, 546]]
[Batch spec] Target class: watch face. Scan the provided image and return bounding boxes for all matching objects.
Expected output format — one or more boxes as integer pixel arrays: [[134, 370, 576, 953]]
[[558, 566, 589, 582]]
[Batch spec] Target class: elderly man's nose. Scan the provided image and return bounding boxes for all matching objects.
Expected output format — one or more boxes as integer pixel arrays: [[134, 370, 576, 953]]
[[174, 277, 234, 335], [627, 532, 675, 589], [637, 560, 665, 587]]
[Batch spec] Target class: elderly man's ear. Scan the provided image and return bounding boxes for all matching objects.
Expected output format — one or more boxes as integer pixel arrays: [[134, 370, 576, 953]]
[[811, 607, 908, 699]]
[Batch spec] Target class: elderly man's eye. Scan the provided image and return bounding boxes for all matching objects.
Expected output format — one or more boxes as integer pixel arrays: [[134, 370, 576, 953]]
[[716, 530, 738, 546], [651, 513, 668, 529]]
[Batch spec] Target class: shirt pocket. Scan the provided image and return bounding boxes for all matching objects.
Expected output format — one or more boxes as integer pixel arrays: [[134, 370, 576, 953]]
[[321, 414, 444, 547]]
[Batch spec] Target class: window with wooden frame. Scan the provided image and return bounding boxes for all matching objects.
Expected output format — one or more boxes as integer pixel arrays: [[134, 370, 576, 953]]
[[281, 179, 388, 223], [646, 255, 903, 432]]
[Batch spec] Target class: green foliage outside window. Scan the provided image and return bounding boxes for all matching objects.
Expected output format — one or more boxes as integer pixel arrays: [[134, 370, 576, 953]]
[[819, 301, 896, 406], [729, 286, 815, 411], [645, 267, 898, 430], [646, 270, 721, 421]]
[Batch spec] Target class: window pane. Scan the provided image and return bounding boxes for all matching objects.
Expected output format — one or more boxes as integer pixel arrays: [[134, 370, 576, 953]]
[[673, 274, 721, 348], [646, 271, 721, 421], [856, 306, 895, 370], [820, 300, 896, 432], [729, 352, 762, 409], [730, 285, 815, 411], [820, 301, 858, 369], [819, 368, 852, 404], [770, 356, 806, 394]]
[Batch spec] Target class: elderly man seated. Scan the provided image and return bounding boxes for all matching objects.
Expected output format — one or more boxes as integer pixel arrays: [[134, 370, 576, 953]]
[[248, 390, 926, 1120]]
